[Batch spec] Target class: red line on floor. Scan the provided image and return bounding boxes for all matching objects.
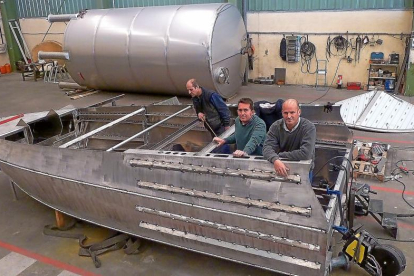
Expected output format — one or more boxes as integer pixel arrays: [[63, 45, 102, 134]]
[[354, 136, 414, 145], [0, 114, 24, 125], [0, 240, 100, 276], [398, 221, 414, 231], [358, 216, 414, 231], [371, 185, 414, 196]]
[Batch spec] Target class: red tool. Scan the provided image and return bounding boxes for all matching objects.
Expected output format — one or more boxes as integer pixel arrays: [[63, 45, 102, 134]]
[[399, 166, 409, 174], [358, 154, 370, 162]]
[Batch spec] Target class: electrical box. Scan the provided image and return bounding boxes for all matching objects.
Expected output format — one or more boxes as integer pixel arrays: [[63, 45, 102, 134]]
[[286, 36, 299, 63]]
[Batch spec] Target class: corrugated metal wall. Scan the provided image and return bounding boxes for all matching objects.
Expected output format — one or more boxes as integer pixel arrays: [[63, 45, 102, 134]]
[[113, 0, 225, 8], [15, 0, 413, 18], [16, 0, 98, 18], [16, 0, 226, 18], [248, 0, 413, 12]]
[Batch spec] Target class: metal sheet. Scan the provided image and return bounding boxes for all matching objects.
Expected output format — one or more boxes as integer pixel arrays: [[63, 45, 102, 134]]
[[0, 106, 75, 139], [0, 139, 328, 275], [337, 91, 414, 132], [301, 105, 353, 146], [63, 4, 246, 98], [0, 104, 354, 276]]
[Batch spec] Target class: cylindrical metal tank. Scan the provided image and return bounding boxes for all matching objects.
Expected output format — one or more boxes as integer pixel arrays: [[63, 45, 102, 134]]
[[63, 4, 247, 98]]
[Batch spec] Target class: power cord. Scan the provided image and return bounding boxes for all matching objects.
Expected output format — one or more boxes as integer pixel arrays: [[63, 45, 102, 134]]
[[382, 159, 414, 216], [306, 58, 343, 104], [394, 178, 414, 212], [300, 37, 317, 74], [313, 156, 354, 198]]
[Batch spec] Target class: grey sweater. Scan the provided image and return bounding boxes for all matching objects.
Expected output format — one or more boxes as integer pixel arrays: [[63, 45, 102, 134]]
[[263, 118, 316, 169]]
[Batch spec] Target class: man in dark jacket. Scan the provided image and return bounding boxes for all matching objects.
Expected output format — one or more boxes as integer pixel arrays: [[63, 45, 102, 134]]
[[263, 99, 316, 177], [186, 78, 230, 137], [214, 98, 266, 157]]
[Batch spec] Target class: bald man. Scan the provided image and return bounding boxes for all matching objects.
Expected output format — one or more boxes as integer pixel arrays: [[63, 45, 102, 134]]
[[263, 99, 316, 178]]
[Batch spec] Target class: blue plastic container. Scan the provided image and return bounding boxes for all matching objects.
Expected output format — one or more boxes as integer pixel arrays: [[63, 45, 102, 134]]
[[385, 79, 395, 91]]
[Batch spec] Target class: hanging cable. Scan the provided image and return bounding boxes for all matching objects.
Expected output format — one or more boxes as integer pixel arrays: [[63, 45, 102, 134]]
[[326, 35, 350, 60], [313, 156, 354, 193], [300, 36, 317, 74]]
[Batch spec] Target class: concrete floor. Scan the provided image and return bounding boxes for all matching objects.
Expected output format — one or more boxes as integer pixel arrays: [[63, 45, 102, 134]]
[[0, 72, 413, 276]]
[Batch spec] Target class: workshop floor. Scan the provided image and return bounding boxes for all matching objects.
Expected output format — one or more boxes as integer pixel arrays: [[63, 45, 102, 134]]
[[0, 73, 413, 276]]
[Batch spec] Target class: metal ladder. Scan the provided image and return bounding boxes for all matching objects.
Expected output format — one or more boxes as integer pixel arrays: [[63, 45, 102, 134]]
[[8, 19, 32, 64], [315, 59, 327, 89]]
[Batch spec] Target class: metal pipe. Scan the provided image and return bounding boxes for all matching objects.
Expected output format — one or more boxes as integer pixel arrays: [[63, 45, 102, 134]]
[[242, 0, 247, 26], [330, 253, 349, 271], [47, 14, 78, 23], [58, 82, 86, 90], [196, 125, 235, 156], [60, 107, 145, 149], [107, 106, 192, 152], [38, 51, 70, 60], [88, 94, 125, 108]]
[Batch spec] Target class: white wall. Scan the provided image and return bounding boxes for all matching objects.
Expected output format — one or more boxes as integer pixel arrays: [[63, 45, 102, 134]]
[[19, 17, 66, 58], [247, 10, 412, 86]]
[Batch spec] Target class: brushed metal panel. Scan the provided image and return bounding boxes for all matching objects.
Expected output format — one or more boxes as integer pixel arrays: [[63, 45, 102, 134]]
[[338, 91, 414, 132], [62, 4, 246, 98]]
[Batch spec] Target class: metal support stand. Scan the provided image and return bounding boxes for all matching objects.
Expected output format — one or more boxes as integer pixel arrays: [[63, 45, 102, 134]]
[[44, 62, 70, 83], [351, 183, 398, 238]]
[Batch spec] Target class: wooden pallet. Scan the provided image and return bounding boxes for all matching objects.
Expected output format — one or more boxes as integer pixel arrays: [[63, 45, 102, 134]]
[[352, 161, 385, 182], [352, 141, 389, 182]]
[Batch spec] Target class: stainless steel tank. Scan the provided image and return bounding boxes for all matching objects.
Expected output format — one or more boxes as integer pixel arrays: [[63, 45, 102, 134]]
[[62, 4, 247, 98]]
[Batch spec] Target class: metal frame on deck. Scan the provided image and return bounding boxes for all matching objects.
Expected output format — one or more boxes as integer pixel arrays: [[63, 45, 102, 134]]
[[60, 107, 145, 149], [107, 106, 192, 152]]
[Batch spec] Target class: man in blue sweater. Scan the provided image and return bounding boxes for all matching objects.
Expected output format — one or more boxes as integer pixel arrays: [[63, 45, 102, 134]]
[[186, 79, 230, 137], [213, 98, 266, 157], [263, 99, 316, 177]]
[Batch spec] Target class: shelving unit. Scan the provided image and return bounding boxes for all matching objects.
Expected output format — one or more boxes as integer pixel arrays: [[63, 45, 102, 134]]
[[368, 63, 398, 93]]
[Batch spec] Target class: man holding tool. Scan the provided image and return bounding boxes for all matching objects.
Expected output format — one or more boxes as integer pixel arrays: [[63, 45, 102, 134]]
[[186, 78, 230, 153], [186, 79, 231, 137]]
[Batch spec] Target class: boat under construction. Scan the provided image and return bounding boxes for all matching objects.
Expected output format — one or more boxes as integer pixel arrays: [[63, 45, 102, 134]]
[[0, 3, 407, 275], [0, 97, 406, 276]]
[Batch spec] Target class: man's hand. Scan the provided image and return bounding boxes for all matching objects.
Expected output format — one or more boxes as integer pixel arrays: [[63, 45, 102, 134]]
[[198, 112, 205, 121], [273, 159, 289, 177], [233, 150, 248, 157], [213, 137, 225, 146]]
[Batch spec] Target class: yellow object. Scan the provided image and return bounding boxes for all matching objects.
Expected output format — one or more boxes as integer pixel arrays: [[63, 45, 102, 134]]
[[345, 234, 366, 264]]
